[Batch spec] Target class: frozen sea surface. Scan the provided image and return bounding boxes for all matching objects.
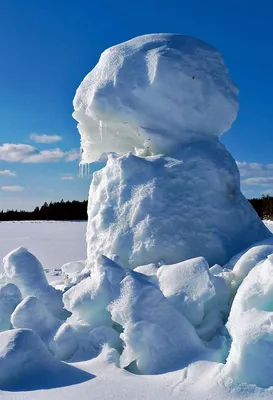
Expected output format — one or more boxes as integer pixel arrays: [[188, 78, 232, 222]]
[[0, 221, 87, 282]]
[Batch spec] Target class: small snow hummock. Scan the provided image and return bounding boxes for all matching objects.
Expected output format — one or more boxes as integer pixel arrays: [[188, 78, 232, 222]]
[[3, 247, 69, 319]]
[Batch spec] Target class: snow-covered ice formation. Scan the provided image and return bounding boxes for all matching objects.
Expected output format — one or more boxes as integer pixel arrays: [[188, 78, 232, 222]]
[[73, 33, 270, 268], [109, 270, 208, 374], [1, 33, 273, 397], [3, 247, 68, 319], [11, 296, 62, 343], [73, 34, 239, 162]]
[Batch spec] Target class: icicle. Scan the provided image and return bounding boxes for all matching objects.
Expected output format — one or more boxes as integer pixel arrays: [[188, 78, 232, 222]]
[[99, 120, 103, 142], [79, 163, 83, 179]]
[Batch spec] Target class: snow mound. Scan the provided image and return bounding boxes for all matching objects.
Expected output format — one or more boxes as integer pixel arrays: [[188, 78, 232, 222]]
[[224, 254, 273, 388], [157, 257, 215, 326], [0, 283, 22, 332], [11, 296, 61, 343], [3, 247, 68, 319], [109, 271, 207, 374], [86, 152, 269, 267], [63, 255, 126, 327], [0, 329, 92, 390], [157, 257, 229, 341], [73, 33, 238, 163]]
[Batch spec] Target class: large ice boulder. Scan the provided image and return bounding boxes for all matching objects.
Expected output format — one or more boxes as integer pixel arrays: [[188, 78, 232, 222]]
[[73, 34, 270, 268]]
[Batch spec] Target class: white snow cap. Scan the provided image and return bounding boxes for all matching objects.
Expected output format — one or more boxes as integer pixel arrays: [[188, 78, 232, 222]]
[[73, 33, 238, 163]]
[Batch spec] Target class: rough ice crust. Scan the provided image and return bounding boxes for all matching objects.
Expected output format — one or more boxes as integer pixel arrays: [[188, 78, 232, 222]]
[[73, 33, 239, 163], [86, 151, 269, 268]]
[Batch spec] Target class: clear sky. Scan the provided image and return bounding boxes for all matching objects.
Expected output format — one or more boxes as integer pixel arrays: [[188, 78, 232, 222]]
[[0, 0, 272, 210]]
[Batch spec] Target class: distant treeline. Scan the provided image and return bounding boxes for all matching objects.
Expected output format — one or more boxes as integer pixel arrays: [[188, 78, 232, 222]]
[[0, 196, 272, 221], [0, 200, 88, 221], [249, 195, 273, 220]]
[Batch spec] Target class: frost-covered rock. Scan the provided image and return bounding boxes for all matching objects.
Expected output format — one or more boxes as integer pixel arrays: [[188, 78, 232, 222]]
[[3, 247, 68, 319], [74, 33, 270, 268], [109, 272, 207, 374], [0, 283, 22, 332], [11, 296, 61, 343], [224, 255, 273, 387]]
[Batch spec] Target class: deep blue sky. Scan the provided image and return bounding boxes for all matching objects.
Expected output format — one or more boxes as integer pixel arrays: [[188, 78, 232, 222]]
[[0, 0, 272, 210]]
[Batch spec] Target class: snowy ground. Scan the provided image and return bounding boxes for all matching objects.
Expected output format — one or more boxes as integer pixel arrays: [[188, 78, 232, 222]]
[[0, 220, 273, 399], [0, 221, 87, 283]]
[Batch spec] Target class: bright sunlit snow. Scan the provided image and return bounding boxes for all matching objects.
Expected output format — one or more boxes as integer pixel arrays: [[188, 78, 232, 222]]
[[75, 34, 269, 267], [0, 221, 272, 399], [1, 33, 273, 400]]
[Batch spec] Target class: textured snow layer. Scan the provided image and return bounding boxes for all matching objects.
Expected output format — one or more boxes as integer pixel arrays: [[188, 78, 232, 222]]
[[109, 271, 207, 374], [158, 257, 217, 326], [73, 34, 238, 163], [0, 222, 273, 399], [86, 151, 269, 267]]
